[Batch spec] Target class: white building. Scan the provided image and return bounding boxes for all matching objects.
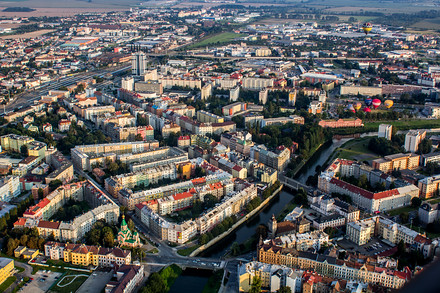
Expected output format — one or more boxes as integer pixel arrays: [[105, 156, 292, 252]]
[[378, 124, 393, 140], [404, 130, 427, 153], [0, 176, 21, 202], [132, 52, 147, 76], [238, 261, 302, 293]]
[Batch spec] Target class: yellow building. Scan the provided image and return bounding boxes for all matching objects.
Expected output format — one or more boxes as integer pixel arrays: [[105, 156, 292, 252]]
[[177, 162, 192, 180], [64, 245, 100, 266], [1, 134, 34, 153], [0, 257, 14, 285], [14, 246, 39, 259]]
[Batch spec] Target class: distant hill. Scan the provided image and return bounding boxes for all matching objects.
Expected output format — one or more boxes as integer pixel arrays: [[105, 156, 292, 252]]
[[2, 7, 36, 12]]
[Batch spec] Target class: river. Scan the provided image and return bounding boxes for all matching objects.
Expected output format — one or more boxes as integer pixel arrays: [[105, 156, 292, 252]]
[[201, 136, 358, 258]]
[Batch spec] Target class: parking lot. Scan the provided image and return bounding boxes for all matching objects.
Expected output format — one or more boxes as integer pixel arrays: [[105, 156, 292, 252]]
[[76, 271, 113, 293], [337, 237, 394, 256], [20, 270, 62, 293]]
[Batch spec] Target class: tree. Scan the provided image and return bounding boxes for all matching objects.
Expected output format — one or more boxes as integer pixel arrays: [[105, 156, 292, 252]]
[[108, 162, 119, 174], [277, 286, 292, 293], [249, 276, 262, 293], [127, 219, 135, 232], [20, 145, 28, 156], [142, 272, 166, 293], [231, 241, 240, 256], [49, 179, 62, 190], [200, 234, 210, 245], [103, 231, 114, 247], [135, 134, 144, 141], [38, 188, 44, 199], [411, 197, 422, 208]]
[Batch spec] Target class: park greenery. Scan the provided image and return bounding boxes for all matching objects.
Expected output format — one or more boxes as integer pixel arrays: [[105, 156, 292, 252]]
[[84, 220, 119, 248], [200, 215, 237, 245], [166, 194, 220, 223], [141, 264, 182, 293], [50, 199, 91, 222]]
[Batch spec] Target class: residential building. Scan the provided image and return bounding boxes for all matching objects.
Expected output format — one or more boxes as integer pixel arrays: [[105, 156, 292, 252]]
[[372, 153, 420, 173], [260, 116, 304, 128], [238, 261, 302, 293], [418, 175, 440, 199], [404, 130, 427, 153], [105, 264, 144, 293], [197, 110, 224, 123], [132, 52, 147, 76], [222, 102, 247, 116], [418, 202, 440, 224], [378, 124, 393, 140], [0, 176, 21, 202], [201, 83, 212, 100], [259, 88, 268, 104], [250, 145, 290, 171], [0, 257, 14, 285], [44, 242, 131, 267], [258, 242, 412, 289]]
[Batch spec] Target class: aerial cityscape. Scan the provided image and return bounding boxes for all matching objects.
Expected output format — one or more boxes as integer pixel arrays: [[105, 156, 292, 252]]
[[0, 0, 440, 292]]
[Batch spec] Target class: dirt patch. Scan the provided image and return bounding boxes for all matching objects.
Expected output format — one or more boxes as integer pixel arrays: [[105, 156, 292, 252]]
[[0, 7, 128, 17], [0, 29, 54, 39]]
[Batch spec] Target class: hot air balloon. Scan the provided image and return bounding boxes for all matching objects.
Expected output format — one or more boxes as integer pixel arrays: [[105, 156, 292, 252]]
[[347, 104, 355, 113], [354, 102, 362, 111], [372, 99, 381, 109], [362, 23, 373, 35], [384, 100, 393, 109], [363, 107, 371, 113], [365, 98, 372, 107]]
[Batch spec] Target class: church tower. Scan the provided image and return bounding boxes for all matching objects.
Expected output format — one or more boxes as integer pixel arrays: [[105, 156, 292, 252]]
[[268, 214, 277, 238]]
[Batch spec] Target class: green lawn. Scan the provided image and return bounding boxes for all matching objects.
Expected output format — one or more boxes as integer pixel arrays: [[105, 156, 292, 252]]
[[0, 276, 16, 292], [364, 120, 440, 132], [49, 271, 89, 293], [15, 266, 25, 273], [331, 137, 380, 162], [147, 248, 159, 254], [387, 206, 416, 216], [177, 245, 200, 256], [187, 32, 246, 49], [428, 197, 440, 204]]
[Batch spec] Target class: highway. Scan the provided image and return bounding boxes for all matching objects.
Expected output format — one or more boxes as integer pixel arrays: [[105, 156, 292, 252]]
[[4, 64, 130, 112]]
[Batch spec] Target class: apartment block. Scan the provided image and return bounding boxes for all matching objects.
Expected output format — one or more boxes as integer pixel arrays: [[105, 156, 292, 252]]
[[404, 130, 427, 153], [418, 175, 440, 199], [372, 153, 420, 173], [44, 242, 130, 267], [378, 124, 393, 140]]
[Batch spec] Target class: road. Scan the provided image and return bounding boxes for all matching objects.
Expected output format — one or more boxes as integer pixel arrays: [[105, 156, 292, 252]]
[[4, 64, 130, 112], [4, 262, 33, 293]]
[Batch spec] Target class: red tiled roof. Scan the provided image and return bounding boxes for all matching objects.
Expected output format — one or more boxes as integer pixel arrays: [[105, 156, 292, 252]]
[[330, 178, 400, 200], [37, 220, 60, 229], [173, 191, 194, 201]]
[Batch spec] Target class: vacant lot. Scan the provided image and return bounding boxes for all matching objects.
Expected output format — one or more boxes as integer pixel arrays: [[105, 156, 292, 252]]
[[331, 137, 380, 162], [188, 32, 246, 49], [0, 29, 53, 39]]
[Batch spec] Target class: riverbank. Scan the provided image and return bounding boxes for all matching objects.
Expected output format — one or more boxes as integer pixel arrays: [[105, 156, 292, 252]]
[[190, 184, 284, 257]]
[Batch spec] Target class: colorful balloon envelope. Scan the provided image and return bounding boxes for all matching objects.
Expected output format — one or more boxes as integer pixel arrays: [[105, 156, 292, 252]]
[[384, 100, 393, 108], [372, 99, 381, 109], [365, 98, 372, 106], [363, 107, 371, 113], [354, 102, 362, 111], [347, 104, 355, 112], [362, 23, 373, 35]]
